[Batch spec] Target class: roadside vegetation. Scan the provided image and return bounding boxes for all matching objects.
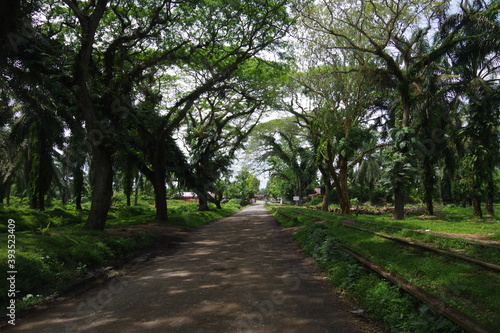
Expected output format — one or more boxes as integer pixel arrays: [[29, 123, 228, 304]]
[[1, 1, 499, 331], [268, 203, 500, 332], [0, 196, 242, 312]]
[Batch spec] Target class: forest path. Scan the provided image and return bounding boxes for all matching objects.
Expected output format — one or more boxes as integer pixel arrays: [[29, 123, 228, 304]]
[[7, 202, 380, 333]]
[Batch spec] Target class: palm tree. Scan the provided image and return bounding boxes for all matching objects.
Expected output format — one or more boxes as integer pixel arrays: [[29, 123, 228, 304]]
[[443, 1, 500, 217], [10, 104, 64, 210], [0, 97, 20, 206]]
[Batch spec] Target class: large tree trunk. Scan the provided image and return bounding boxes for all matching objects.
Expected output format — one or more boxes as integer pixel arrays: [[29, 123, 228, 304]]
[[297, 176, 303, 206], [322, 182, 332, 212], [318, 166, 332, 212], [151, 170, 168, 222], [138, 158, 168, 223], [338, 156, 350, 214], [38, 190, 45, 212], [393, 181, 405, 220], [471, 175, 483, 218], [332, 173, 350, 215], [207, 191, 223, 209], [393, 103, 411, 220], [196, 189, 210, 211], [472, 195, 482, 218], [84, 146, 113, 231], [74, 185, 83, 210], [325, 143, 350, 214]]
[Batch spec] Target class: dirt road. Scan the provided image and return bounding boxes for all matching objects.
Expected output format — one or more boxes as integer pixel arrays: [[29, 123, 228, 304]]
[[7, 203, 381, 332]]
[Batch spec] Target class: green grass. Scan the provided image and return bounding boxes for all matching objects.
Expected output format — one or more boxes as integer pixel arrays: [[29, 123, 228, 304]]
[[293, 224, 461, 332], [359, 212, 499, 236], [268, 203, 500, 332], [0, 228, 160, 310], [0, 199, 242, 311]]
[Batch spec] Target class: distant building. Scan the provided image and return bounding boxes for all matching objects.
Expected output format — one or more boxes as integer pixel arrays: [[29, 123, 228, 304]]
[[308, 188, 322, 201], [178, 192, 198, 203]]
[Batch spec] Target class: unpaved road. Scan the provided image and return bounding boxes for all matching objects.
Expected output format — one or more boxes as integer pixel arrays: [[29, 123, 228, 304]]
[[6, 203, 382, 332]]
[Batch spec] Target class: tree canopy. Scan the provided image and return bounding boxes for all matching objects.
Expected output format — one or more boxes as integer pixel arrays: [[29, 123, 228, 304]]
[[1, 0, 498, 225]]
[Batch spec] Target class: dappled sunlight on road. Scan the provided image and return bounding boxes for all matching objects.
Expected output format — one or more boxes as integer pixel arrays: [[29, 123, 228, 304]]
[[7, 204, 368, 333]]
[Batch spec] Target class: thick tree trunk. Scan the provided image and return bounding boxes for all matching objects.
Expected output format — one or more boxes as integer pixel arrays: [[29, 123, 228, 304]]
[[322, 182, 332, 212], [207, 192, 223, 209], [213, 198, 222, 209], [393, 182, 405, 220], [472, 195, 482, 218], [139, 158, 168, 222], [297, 176, 303, 206], [393, 103, 411, 220], [141, 165, 168, 222], [471, 177, 483, 218], [332, 175, 350, 215], [338, 156, 350, 215], [196, 190, 210, 211], [84, 146, 113, 231], [339, 160, 351, 215], [325, 144, 350, 214], [151, 171, 168, 222], [75, 194, 82, 211], [38, 190, 45, 212], [319, 166, 332, 212]]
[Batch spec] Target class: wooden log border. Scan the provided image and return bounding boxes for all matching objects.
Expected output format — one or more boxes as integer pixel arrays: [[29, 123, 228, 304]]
[[339, 246, 497, 333]]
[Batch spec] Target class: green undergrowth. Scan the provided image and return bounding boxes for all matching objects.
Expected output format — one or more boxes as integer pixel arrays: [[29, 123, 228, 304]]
[[357, 206, 499, 237], [348, 219, 500, 265], [268, 204, 500, 332], [167, 202, 242, 228], [0, 228, 160, 311], [269, 204, 500, 263], [0, 201, 242, 312], [294, 224, 460, 332]]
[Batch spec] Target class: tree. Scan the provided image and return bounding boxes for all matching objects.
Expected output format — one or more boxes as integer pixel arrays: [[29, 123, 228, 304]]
[[183, 59, 286, 210], [294, 0, 486, 219], [288, 60, 378, 214], [10, 105, 64, 211], [443, 0, 500, 217], [27, 0, 292, 229], [252, 118, 317, 206], [228, 168, 260, 205], [0, 96, 20, 206]]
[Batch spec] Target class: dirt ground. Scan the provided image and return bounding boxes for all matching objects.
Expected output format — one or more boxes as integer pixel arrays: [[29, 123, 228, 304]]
[[5, 202, 383, 333]]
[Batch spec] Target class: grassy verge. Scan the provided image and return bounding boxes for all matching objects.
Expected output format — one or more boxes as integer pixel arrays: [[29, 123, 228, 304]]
[[268, 204, 500, 333], [0, 200, 242, 311]]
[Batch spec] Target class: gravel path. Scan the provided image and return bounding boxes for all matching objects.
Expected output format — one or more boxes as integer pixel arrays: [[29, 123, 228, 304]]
[[7, 203, 381, 332]]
